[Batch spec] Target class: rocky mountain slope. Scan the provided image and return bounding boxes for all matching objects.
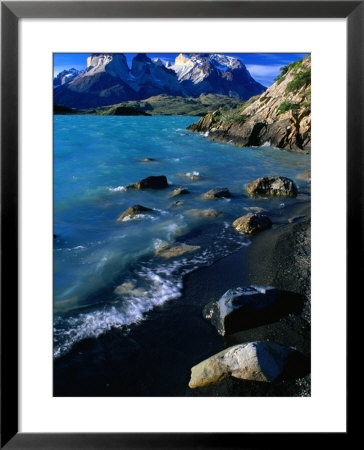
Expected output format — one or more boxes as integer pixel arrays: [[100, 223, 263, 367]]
[[54, 53, 265, 109], [53, 68, 82, 87], [187, 55, 311, 152]]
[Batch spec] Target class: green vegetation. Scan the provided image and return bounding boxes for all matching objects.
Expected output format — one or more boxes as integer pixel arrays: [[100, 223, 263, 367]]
[[274, 55, 311, 93], [55, 94, 245, 116], [274, 66, 290, 84], [98, 105, 151, 116], [286, 68, 311, 93], [223, 113, 248, 125], [277, 100, 299, 115]]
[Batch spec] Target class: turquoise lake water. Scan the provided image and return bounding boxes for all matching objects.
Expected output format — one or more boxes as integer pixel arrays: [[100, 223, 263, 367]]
[[53, 115, 310, 358]]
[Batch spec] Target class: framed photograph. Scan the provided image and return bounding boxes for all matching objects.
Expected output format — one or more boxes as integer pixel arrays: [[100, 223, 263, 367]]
[[2, 1, 357, 448]]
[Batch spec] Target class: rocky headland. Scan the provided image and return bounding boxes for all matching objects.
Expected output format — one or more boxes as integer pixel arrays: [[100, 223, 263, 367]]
[[187, 55, 311, 152]]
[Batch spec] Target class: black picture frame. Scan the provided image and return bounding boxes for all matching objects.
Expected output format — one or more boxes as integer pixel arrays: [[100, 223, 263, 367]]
[[1, 1, 357, 448]]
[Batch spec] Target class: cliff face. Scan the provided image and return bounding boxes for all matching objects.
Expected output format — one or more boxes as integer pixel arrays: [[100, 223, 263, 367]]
[[187, 56, 311, 152]]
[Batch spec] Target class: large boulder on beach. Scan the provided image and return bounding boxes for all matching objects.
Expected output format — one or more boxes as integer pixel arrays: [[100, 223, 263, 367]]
[[233, 213, 272, 235], [126, 175, 168, 190], [203, 286, 281, 336], [169, 187, 190, 197], [189, 341, 296, 388], [203, 187, 231, 200], [246, 176, 298, 197], [155, 242, 200, 258], [117, 204, 153, 221]]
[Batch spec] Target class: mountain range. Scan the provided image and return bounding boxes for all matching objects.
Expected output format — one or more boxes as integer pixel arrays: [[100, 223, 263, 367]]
[[54, 53, 266, 109]]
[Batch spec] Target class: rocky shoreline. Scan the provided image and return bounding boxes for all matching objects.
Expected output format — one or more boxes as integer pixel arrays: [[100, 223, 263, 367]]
[[186, 201, 311, 396], [187, 55, 311, 152], [54, 169, 310, 397]]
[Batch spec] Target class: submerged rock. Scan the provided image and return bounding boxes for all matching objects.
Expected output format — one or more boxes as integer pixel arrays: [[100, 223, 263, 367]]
[[203, 187, 231, 200], [177, 171, 200, 180], [243, 206, 266, 214], [185, 209, 222, 219], [203, 286, 281, 336], [155, 242, 200, 258], [140, 157, 157, 162], [247, 176, 298, 197], [296, 170, 311, 181], [126, 175, 168, 190], [189, 341, 296, 388], [114, 282, 136, 295], [169, 200, 185, 208], [233, 213, 272, 235], [117, 204, 153, 221], [169, 187, 190, 197]]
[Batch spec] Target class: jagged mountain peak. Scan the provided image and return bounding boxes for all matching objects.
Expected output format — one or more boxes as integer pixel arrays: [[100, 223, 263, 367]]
[[54, 52, 266, 108], [54, 68, 83, 87], [85, 53, 129, 80]]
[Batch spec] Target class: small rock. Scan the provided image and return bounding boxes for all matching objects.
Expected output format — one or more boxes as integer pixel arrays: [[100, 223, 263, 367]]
[[155, 243, 200, 258], [140, 158, 156, 162], [117, 204, 153, 221], [203, 286, 281, 336], [186, 209, 222, 219], [189, 341, 296, 388], [203, 187, 231, 200], [233, 213, 272, 234], [247, 176, 298, 197], [126, 175, 168, 190], [169, 187, 190, 197]]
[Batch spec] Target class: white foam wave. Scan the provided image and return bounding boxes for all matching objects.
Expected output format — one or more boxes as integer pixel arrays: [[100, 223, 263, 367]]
[[54, 223, 251, 358], [109, 186, 126, 192], [260, 141, 271, 147], [121, 214, 158, 222]]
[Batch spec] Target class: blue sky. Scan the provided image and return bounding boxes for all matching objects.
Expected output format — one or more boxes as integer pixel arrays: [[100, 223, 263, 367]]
[[54, 52, 309, 87]]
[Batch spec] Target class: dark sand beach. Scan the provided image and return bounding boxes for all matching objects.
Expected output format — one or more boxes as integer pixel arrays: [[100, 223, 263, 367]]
[[54, 199, 311, 397]]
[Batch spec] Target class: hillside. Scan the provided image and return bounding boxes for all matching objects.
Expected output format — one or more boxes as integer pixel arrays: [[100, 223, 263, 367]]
[[54, 94, 245, 116], [187, 55, 311, 152]]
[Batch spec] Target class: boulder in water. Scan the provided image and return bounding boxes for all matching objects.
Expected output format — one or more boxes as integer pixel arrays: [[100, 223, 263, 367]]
[[126, 175, 168, 190], [203, 187, 231, 199], [155, 242, 200, 258], [246, 176, 297, 197], [169, 187, 190, 197], [189, 341, 297, 388], [233, 213, 272, 234], [117, 204, 153, 221]]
